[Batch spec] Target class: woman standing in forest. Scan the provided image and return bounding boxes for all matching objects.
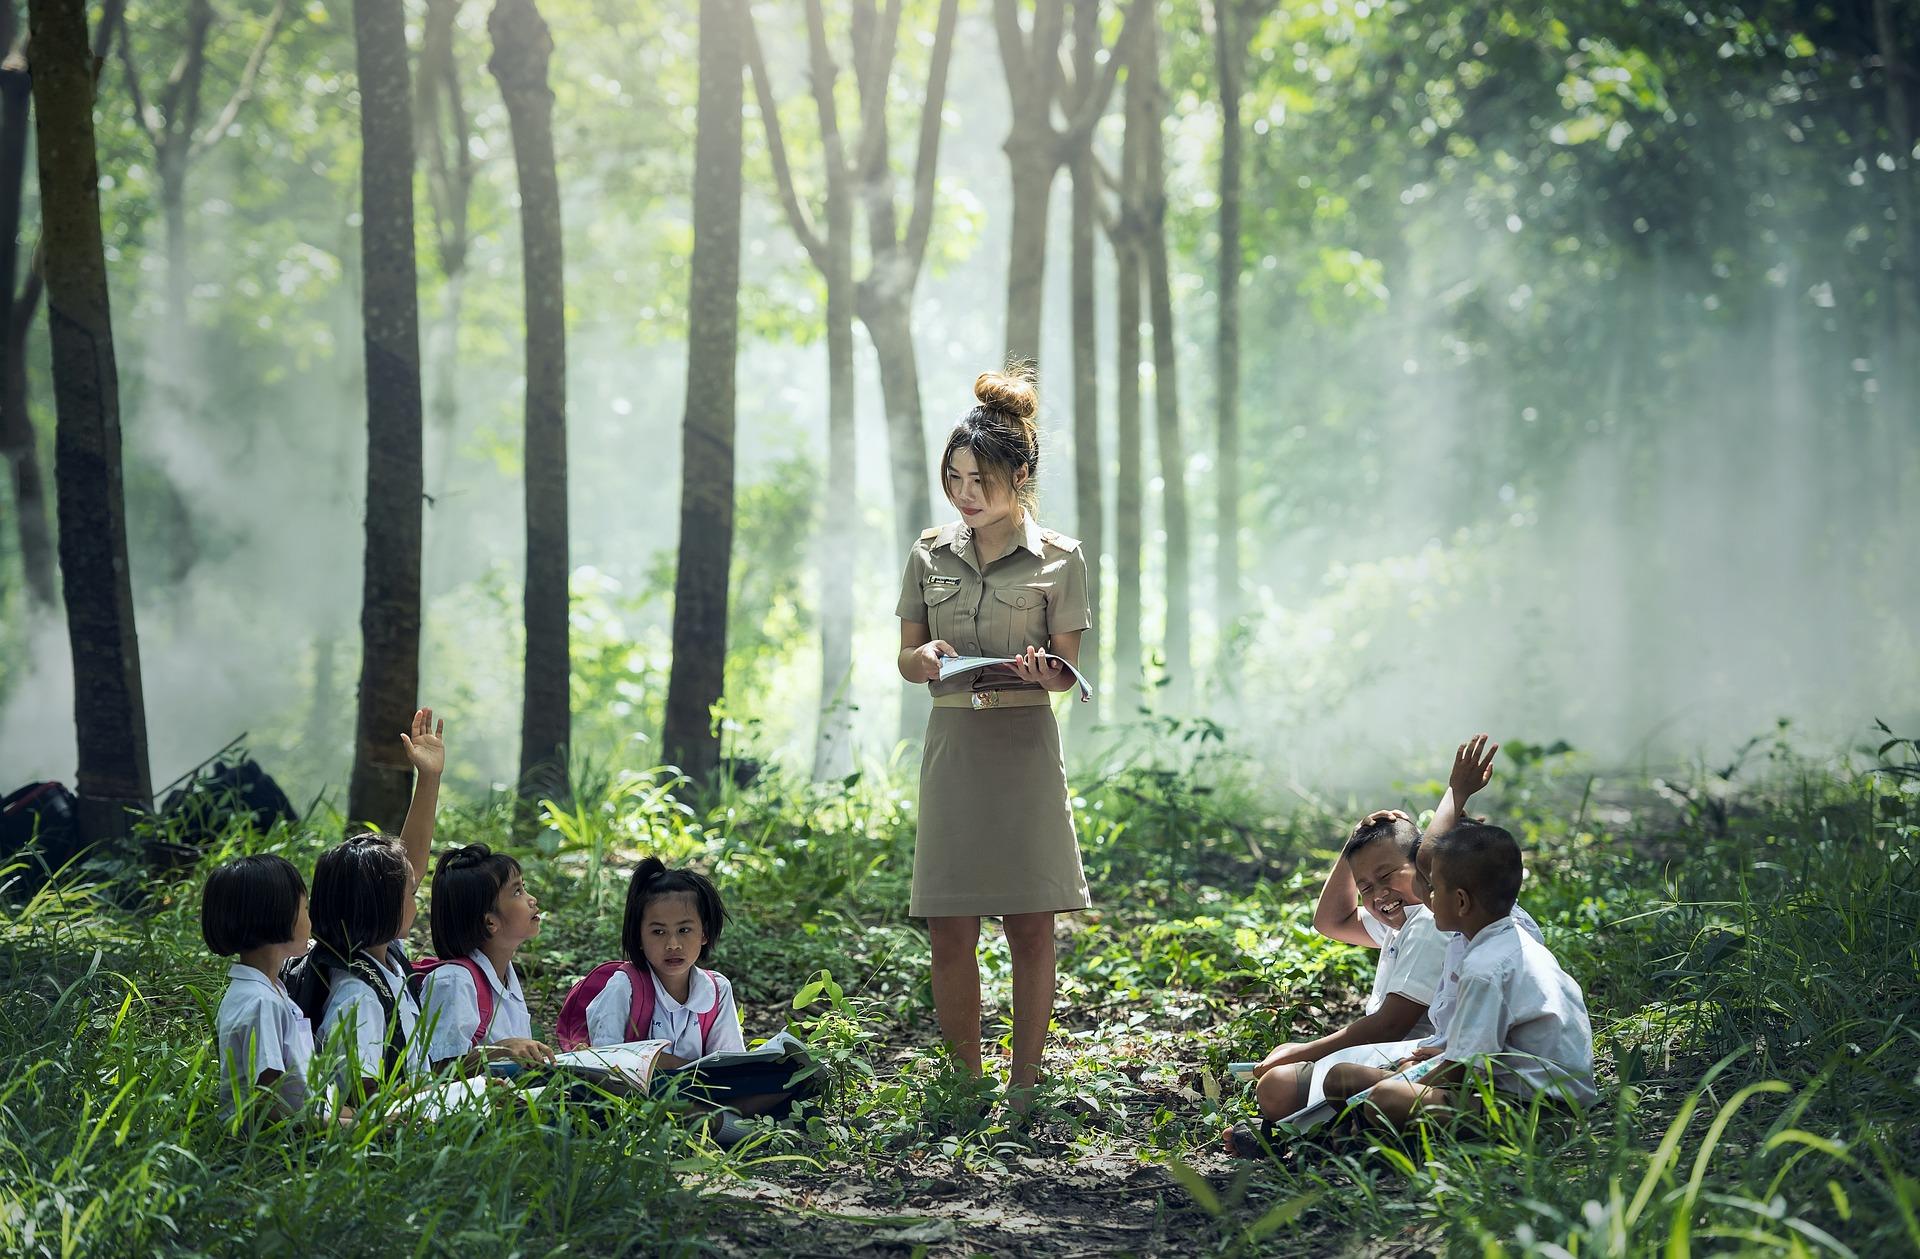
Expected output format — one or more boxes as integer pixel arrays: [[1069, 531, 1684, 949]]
[[894, 367, 1092, 1110]]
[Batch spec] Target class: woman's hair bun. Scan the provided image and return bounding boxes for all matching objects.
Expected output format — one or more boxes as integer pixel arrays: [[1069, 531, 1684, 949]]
[[973, 364, 1038, 421]]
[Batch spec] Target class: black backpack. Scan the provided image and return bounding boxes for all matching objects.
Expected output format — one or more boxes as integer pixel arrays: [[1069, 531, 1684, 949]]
[[0, 781, 87, 892], [282, 942, 412, 1081], [158, 746, 298, 862]]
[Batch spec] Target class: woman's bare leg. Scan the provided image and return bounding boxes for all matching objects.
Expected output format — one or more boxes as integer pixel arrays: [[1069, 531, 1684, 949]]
[[928, 915, 984, 1073], [1003, 911, 1057, 1102]]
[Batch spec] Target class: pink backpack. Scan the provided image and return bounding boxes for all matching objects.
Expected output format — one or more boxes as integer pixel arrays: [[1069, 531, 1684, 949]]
[[555, 960, 723, 1051], [407, 957, 496, 1049]]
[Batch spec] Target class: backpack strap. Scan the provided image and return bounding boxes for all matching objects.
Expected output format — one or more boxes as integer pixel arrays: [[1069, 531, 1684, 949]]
[[345, 951, 405, 1078], [410, 956, 497, 1049], [694, 970, 725, 1047], [620, 961, 656, 1043]]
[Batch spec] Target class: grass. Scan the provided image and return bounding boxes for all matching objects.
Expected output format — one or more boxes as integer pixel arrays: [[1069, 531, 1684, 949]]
[[2, 720, 1916, 1256]]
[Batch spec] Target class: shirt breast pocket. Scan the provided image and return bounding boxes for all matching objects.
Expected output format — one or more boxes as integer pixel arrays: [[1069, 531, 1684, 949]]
[[923, 580, 964, 641], [989, 585, 1050, 654]]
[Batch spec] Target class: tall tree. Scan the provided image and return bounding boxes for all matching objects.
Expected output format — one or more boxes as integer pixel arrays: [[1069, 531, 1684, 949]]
[[345, 0, 425, 832], [418, 0, 476, 525], [0, 4, 52, 607], [742, 0, 856, 781], [489, 0, 570, 799], [847, 0, 959, 745], [1103, 49, 1145, 714], [29, 0, 151, 840], [1872, 0, 1916, 419], [1064, 0, 1104, 719], [662, 0, 745, 786], [1135, 0, 1189, 705], [1207, 0, 1242, 641], [850, 0, 956, 558], [115, 0, 289, 582], [993, 0, 1139, 366]]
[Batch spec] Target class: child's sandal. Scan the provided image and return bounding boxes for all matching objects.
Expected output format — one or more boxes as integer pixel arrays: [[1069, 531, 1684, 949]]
[[1223, 1120, 1274, 1159]]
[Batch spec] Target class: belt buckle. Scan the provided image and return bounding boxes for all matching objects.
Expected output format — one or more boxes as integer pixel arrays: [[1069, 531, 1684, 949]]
[[970, 690, 1000, 711]]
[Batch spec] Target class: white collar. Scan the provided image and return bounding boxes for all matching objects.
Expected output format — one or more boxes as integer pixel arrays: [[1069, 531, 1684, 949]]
[[227, 962, 289, 997], [466, 950, 519, 998], [648, 965, 717, 1015], [1460, 914, 1519, 957]]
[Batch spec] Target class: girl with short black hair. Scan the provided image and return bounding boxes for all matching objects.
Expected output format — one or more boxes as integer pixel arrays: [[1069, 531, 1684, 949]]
[[203, 853, 313, 1119]]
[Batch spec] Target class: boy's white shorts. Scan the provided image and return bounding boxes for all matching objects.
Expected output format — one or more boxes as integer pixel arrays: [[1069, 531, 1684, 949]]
[[1307, 1039, 1426, 1107]]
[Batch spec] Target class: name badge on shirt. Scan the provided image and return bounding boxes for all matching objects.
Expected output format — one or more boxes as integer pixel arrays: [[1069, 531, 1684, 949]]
[[925, 575, 961, 588]]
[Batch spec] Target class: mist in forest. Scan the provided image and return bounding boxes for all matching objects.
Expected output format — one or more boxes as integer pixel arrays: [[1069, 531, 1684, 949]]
[[0, 2, 1913, 805]]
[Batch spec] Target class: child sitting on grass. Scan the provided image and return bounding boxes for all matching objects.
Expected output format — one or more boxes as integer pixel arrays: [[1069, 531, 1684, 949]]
[[416, 844, 557, 1072], [290, 709, 445, 1101], [1323, 822, 1597, 1127], [1226, 813, 1449, 1155], [204, 854, 315, 1120]]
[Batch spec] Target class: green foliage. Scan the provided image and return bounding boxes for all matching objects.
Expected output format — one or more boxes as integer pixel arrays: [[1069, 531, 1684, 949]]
[[4, 723, 1913, 1253]]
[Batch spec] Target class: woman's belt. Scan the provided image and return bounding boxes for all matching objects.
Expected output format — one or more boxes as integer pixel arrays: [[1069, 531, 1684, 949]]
[[931, 688, 1055, 710]]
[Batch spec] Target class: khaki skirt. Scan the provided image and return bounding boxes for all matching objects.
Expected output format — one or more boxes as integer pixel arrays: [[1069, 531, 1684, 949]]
[[911, 702, 1092, 918]]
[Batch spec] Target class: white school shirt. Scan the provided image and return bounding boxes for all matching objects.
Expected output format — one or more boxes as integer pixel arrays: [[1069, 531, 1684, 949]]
[[317, 942, 428, 1082], [418, 951, 535, 1062], [1424, 902, 1544, 1048], [1356, 903, 1448, 1039], [583, 965, 746, 1058], [1440, 914, 1598, 1105], [214, 963, 313, 1115]]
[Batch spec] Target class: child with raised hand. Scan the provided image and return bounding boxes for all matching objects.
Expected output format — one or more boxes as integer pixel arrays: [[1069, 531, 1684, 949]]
[[563, 857, 744, 1064], [1364, 734, 1545, 1052], [416, 844, 556, 1072], [1231, 811, 1449, 1149], [203, 854, 315, 1119], [1323, 822, 1596, 1128], [295, 708, 445, 1100]]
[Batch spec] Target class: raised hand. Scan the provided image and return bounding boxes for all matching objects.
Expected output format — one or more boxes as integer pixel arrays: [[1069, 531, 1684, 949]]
[[1449, 734, 1498, 803], [400, 707, 446, 779]]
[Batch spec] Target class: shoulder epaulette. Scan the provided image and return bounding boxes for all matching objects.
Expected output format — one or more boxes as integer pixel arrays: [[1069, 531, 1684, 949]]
[[919, 526, 942, 541], [1041, 529, 1081, 551]]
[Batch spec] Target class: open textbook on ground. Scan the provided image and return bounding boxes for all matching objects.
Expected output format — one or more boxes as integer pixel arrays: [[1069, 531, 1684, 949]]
[[401, 1031, 816, 1119], [936, 653, 1095, 703], [1275, 1056, 1442, 1134]]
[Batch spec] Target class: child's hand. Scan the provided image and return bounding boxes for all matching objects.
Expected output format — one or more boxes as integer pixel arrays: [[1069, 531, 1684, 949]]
[[1392, 1044, 1443, 1071], [495, 1037, 556, 1066], [1360, 808, 1411, 829], [400, 708, 446, 779], [1253, 1042, 1314, 1077], [1449, 734, 1497, 803]]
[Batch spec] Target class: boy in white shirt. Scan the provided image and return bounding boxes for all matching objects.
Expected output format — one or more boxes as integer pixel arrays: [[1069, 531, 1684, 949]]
[[1324, 822, 1597, 1127], [203, 854, 315, 1120]]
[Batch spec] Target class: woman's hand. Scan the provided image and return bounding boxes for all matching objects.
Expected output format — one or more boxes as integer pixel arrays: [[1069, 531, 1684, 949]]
[[907, 639, 957, 683], [1005, 646, 1065, 690]]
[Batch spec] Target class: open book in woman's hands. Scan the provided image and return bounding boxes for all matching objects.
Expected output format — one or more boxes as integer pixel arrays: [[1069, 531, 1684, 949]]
[[936, 653, 1095, 702]]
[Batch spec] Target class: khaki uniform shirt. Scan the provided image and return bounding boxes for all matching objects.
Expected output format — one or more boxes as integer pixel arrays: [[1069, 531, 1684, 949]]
[[894, 517, 1091, 698]]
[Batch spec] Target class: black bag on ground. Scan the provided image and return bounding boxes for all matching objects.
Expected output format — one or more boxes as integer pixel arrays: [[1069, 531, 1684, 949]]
[[159, 746, 298, 857], [0, 781, 87, 888]]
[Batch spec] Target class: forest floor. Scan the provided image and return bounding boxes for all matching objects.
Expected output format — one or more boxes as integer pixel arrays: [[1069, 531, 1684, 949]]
[[3, 725, 1917, 1256]]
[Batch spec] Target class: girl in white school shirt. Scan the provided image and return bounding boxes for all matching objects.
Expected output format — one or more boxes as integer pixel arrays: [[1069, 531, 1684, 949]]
[[299, 710, 446, 1099], [417, 844, 557, 1071], [203, 854, 317, 1120], [579, 858, 744, 1062]]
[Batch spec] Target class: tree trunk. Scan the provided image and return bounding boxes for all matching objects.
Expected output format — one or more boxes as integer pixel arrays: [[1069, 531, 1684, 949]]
[[1209, 0, 1241, 644], [0, 19, 53, 606], [419, 0, 472, 542], [346, 0, 424, 833], [662, 0, 744, 786], [489, 0, 570, 800], [1067, 0, 1102, 722], [862, 290, 932, 743], [1002, 138, 1055, 367], [1873, 0, 1917, 420], [29, 0, 152, 839], [1138, 4, 1188, 706], [1111, 68, 1145, 714]]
